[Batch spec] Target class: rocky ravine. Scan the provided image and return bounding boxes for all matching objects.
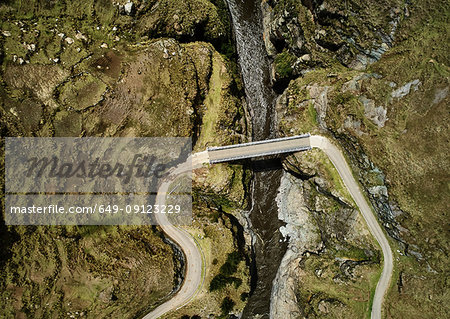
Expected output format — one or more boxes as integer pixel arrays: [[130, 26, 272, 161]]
[[271, 171, 322, 318]]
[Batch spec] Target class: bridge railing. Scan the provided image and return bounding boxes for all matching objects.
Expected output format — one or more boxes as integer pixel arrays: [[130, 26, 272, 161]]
[[206, 133, 311, 151]]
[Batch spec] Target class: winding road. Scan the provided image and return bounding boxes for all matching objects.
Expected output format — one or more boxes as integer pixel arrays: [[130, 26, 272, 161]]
[[142, 153, 207, 319], [143, 136, 392, 319], [309, 136, 393, 319]]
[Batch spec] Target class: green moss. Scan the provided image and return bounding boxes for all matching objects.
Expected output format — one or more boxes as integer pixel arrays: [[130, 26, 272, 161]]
[[0, 226, 174, 318], [136, 0, 228, 45], [57, 73, 106, 110], [308, 101, 318, 124], [195, 50, 245, 150], [334, 246, 375, 262], [53, 109, 82, 136], [297, 252, 380, 318], [274, 50, 297, 78]]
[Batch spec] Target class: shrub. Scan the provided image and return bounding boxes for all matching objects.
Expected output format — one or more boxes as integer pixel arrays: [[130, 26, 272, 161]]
[[209, 274, 242, 291], [220, 297, 235, 314], [219, 251, 241, 276]]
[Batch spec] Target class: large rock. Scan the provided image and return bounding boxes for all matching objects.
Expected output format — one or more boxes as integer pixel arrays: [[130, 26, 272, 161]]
[[271, 172, 322, 319]]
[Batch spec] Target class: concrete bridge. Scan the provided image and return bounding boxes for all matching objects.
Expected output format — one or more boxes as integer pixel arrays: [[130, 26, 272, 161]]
[[206, 134, 311, 164]]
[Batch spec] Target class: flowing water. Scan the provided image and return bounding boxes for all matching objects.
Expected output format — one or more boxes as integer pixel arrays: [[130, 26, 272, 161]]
[[225, 0, 275, 139], [225, 0, 287, 317]]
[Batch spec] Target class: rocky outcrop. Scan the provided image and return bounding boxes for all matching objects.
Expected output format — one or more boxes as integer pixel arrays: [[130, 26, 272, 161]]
[[275, 71, 409, 243], [260, 0, 408, 90], [358, 96, 388, 128], [391, 79, 421, 99], [271, 172, 322, 319], [270, 152, 380, 317]]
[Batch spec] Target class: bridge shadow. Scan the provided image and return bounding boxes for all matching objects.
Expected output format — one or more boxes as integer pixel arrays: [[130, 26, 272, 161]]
[[226, 156, 284, 172]]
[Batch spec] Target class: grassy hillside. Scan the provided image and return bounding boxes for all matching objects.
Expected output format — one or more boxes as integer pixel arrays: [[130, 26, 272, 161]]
[[264, 0, 449, 317], [0, 0, 249, 317]]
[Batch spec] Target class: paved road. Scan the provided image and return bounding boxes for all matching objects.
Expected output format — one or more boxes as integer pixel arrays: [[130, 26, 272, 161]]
[[309, 135, 393, 319], [144, 137, 392, 319], [142, 156, 206, 319]]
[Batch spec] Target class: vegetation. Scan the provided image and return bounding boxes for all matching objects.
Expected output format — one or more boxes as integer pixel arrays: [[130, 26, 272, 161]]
[[273, 0, 449, 317], [209, 251, 243, 291], [0, 226, 175, 318], [220, 296, 235, 316], [274, 50, 297, 78], [210, 274, 242, 291], [0, 0, 250, 318]]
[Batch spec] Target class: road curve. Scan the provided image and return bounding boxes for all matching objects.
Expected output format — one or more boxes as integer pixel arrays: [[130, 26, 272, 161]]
[[143, 138, 392, 319], [309, 135, 393, 319], [142, 154, 207, 319]]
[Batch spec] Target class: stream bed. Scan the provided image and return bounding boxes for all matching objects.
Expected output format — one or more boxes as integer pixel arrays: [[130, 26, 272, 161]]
[[225, 0, 287, 317]]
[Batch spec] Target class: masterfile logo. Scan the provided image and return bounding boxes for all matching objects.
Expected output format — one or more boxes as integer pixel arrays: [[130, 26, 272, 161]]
[[4, 137, 192, 226], [25, 154, 168, 183], [5, 137, 191, 193]]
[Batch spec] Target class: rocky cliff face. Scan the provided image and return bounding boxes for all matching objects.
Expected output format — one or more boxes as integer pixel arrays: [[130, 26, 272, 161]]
[[271, 172, 321, 318], [261, 0, 405, 92], [262, 0, 449, 317]]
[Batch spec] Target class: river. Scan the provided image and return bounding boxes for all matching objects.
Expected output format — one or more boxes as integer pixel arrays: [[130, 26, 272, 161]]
[[225, 0, 287, 317]]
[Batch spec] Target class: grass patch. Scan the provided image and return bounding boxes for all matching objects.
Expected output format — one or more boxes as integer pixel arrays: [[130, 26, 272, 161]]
[[274, 50, 297, 78]]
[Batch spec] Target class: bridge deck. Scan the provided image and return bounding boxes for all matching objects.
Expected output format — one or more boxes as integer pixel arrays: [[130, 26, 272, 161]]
[[207, 134, 311, 164]]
